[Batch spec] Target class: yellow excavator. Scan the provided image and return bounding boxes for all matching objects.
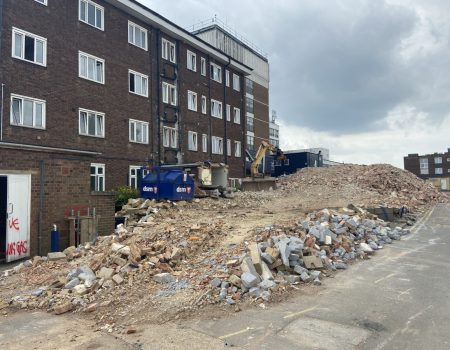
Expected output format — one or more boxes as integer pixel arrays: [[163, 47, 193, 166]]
[[251, 141, 285, 178]]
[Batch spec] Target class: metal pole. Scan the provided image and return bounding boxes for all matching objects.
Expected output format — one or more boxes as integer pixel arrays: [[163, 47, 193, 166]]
[[1, 83, 4, 142]]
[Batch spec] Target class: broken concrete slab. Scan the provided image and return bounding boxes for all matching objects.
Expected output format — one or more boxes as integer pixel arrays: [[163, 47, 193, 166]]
[[303, 255, 324, 269]]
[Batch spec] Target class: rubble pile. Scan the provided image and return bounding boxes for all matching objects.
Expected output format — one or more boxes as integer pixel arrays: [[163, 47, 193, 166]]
[[204, 205, 410, 304], [278, 164, 448, 208]]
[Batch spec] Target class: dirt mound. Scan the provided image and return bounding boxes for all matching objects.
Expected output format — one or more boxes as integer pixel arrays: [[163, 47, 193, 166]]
[[278, 164, 448, 209]]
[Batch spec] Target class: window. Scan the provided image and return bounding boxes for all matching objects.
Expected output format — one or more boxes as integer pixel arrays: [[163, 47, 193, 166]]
[[12, 27, 47, 66], [129, 70, 148, 97], [212, 136, 223, 155], [10, 94, 46, 129], [227, 139, 231, 156], [129, 119, 149, 144], [210, 63, 222, 83], [79, 51, 104, 84], [211, 99, 222, 119], [202, 134, 208, 153], [275, 160, 282, 167], [162, 38, 176, 63], [34, 0, 47, 5], [247, 135, 255, 152], [163, 126, 177, 148], [234, 141, 241, 157], [201, 57, 206, 76], [246, 78, 254, 96], [187, 50, 196, 71], [233, 73, 240, 91], [129, 166, 149, 188], [188, 131, 198, 151], [234, 107, 241, 124], [435, 168, 443, 175], [246, 116, 254, 133], [225, 70, 230, 87], [128, 21, 147, 50], [79, 0, 104, 30], [226, 104, 231, 122], [246, 97, 254, 114], [201, 96, 207, 114], [447, 158, 450, 162], [284, 159, 290, 166], [90, 163, 105, 191], [188, 91, 197, 111], [162, 82, 177, 106], [79, 108, 104, 137], [434, 157, 442, 164], [420, 158, 429, 169]]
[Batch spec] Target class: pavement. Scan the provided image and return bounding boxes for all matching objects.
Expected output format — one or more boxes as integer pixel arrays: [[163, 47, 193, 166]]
[[1, 203, 449, 349]]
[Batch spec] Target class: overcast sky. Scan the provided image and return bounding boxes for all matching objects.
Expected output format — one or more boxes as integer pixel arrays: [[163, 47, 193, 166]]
[[138, 0, 450, 167]]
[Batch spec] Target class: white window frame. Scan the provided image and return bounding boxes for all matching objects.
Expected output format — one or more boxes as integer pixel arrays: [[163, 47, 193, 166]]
[[188, 90, 197, 111], [79, 108, 105, 138], [162, 38, 176, 63], [187, 50, 197, 72], [79, 0, 104, 31], [202, 134, 208, 153], [163, 126, 178, 148], [212, 136, 223, 155], [211, 99, 222, 119], [79, 51, 105, 84], [233, 107, 241, 124], [129, 70, 148, 97], [210, 63, 222, 83], [284, 159, 290, 166], [90, 163, 105, 192], [10, 94, 46, 129], [201, 57, 206, 76], [129, 119, 149, 144], [34, 0, 48, 5], [129, 166, 149, 188], [435, 168, 443, 175], [201, 96, 207, 114], [128, 21, 148, 51], [227, 139, 231, 156], [419, 158, 429, 169], [233, 73, 240, 91], [226, 104, 231, 122], [420, 168, 429, 175], [434, 157, 442, 164], [234, 141, 241, 157], [188, 131, 198, 151], [12, 27, 47, 67], [225, 70, 230, 87], [162, 82, 177, 106]]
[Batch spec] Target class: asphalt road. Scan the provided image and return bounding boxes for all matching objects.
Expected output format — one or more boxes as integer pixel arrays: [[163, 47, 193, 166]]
[[1, 204, 449, 349], [187, 203, 450, 349]]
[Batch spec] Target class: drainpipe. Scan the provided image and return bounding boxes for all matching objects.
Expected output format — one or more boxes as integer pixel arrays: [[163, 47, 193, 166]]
[[207, 55, 212, 160], [0, 83, 4, 142], [38, 160, 45, 256], [156, 29, 161, 165], [0, 0, 4, 142], [223, 60, 231, 165]]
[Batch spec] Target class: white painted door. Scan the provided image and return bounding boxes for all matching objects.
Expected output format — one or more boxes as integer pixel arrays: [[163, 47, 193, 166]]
[[6, 175, 31, 262], [441, 179, 448, 191]]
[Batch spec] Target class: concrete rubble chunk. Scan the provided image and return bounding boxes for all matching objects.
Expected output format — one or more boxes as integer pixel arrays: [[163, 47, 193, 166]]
[[47, 252, 67, 261], [359, 242, 374, 253], [240, 256, 260, 280], [249, 287, 261, 298], [97, 267, 115, 280], [261, 252, 275, 265], [210, 278, 222, 288], [64, 278, 80, 290], [112, 274, 124, 285], [284, 275, 301, 284], [278, 238, 291, 267], [228, 274, 242, 287], [73, 284, 88, 295], [249, 243, 263, 275], [54, 302, 73, 315], [153, 273, 175, 284], [260, 261, 274, 281], [303, 255, 324, 269], [241, 272, 259, 289], [300, 272, 311, 282], [259, 279, 276, 290]]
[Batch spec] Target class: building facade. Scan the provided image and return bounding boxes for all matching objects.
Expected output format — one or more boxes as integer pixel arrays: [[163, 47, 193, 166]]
[[0, 0, 253, 261], [191, 18, 271, 157], [404, 149, 450, 191]]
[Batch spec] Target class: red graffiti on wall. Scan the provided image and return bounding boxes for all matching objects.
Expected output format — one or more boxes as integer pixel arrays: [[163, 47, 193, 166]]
[[8, 217, 20, 231], [6, 240, 28, 256]]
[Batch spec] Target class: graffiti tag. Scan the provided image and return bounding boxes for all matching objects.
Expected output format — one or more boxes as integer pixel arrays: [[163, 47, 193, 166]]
[[6, 240, 28, 256], [8, 217, 20, 231]]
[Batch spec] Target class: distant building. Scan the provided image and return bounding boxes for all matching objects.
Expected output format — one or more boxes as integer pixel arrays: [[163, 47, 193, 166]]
[[404, 149, 450, 191], [270, 150, 323, 177], [190, 17, 271, 157], [269, 111, 280, 148]]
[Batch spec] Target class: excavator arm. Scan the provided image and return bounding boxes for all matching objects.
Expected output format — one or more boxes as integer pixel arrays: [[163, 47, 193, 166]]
[[250, 141, 285, 177]]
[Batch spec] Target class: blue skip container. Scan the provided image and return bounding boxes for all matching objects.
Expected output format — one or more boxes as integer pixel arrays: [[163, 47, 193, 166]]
[[141, 168, 195, 201]]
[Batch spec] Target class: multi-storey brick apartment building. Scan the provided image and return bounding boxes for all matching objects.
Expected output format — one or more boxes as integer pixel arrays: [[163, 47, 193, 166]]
[[0, 0, 259, 261], [191, 18, 272, 157], [404, 149, 450, 191]]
